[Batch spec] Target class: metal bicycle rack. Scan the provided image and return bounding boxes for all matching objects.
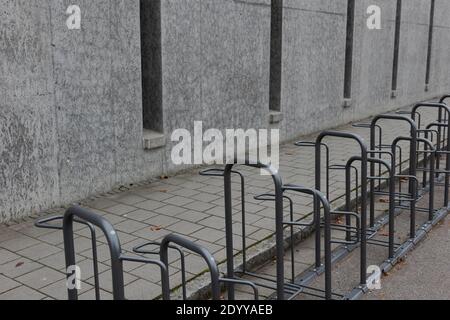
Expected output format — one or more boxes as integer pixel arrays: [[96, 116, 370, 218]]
[[293, 126, 440, 299], [412, 102, 450, 208], [369, 115, 422, 240], [214, 152, 398, 300], [31, 97, 450, 301], [290, 130, 399, 298], [35, 215, 102, 300], [200, 161, 334, 300], [370, 116, 417, 213], [35, 206, 258, 300], [313, 131, 370, 293], [350, 115, 442, 255], [352, 114, 439, 225]]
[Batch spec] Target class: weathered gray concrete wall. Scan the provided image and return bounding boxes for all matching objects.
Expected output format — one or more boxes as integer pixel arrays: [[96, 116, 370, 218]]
[[159, 0, 271, 173], [429, 0, 450, 94], [279, 0, 450, 140], [1, 0, 59, 220], [395, 0, 432, 103], [280, 0, 348, 139], [2, 0, 450, 221], [0, 0, 162, 221], [352, 0, 397, 116]]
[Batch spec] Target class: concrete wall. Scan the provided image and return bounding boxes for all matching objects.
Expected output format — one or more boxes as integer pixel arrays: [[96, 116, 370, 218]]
[[0, 0, 157, 221], [1, 0, 58, 220], [2, 0, 450, 221], [430, 0, 450, 93], [280, 0, 348, 139], [352, 0, 398, 116], [279, 0, 450, 139], [159, 0, 271, 173]]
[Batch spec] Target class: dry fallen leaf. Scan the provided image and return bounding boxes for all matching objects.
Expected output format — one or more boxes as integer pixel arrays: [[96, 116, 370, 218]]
[[150, 225, 162, 231]]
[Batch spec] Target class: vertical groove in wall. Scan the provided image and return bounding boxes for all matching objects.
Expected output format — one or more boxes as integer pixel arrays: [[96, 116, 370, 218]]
[[269, 0, 283, 112], [47, 1, 62, 203], [391, 0, 402, 94], [343, 0, 355, 99], [141, 0, 163, 132], [425, 0, 436, 89]]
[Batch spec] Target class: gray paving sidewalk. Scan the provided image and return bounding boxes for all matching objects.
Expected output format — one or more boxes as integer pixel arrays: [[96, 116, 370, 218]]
[[364, 197, 450, 300], [0, 108, 438, 300]]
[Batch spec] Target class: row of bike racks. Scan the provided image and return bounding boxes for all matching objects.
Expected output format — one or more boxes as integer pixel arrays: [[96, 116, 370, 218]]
[[35, 207, 259, 300], [34, 95, 450, 300]]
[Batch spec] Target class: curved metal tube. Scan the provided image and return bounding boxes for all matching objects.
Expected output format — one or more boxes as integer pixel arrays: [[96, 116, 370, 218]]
[[132, 241, 187, 300], [200, 168, 249, 273], [398, 136, 437, 221], [282, 184, 332, 300], [223, 160, 284, 299], [219, 278, 259, 300], [413, 103, 450, 207], [63, 206, 125, 300], [160, 234, 221, 300], [370, 115, 418, 232], [254, 192, 297, 281], [315, 131, 368, 287], [346, 156, 395, 258], [35, 215, 101, 300]]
